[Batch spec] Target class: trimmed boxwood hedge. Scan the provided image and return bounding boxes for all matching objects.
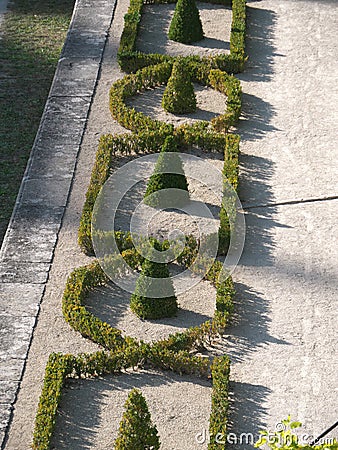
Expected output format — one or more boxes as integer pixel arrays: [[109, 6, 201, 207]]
[[62, 246, 235, 353], [32, 348, 231, 449], [118, 0, 246, 74], [208, 355, 231, 449], [218, 133, 240, 254], [130, 245, 179, 319], [162, 59, 197, 113], [144, 135, 189, 208], [168, 0, 204, 44], [109, 61, 241, 135], [33, 247, 234, 449], [78, 132, 240, 256], [115, 388, 161, 449]]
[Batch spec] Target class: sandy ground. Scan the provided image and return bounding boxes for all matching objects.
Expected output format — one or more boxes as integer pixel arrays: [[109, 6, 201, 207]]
[[226, 0, 338, 445], [137, 2, 231, 57], [127, 84, 227, 127], [4, 0, 231, 448]]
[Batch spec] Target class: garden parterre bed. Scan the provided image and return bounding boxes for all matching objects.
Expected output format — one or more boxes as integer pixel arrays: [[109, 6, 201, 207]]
[[28, 0, 245, 448]]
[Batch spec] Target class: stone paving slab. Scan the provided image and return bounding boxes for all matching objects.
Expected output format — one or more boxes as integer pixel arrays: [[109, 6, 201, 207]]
[[52, 57, 101, 97], [19, 178, 73, 209], [0, 0, 117, 445], [0, 261, 51, 284], [0, 359, 23, 383], [0, 383, 17, 406], [0, 316, 36, 360], [0, 284, 44, 317]]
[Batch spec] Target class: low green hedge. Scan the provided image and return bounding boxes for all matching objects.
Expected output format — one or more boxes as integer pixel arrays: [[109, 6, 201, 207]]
[[78, 132, 241, 257], [32, 347, 230, 449], [109, 62, 241, 135], [115, 388, 161, 449], [118, 0, 246, 74], [33, 246, 234, 449], [208, 355, 231, 449], [218, 133, 240, 254], [62, 248, 234, 353]]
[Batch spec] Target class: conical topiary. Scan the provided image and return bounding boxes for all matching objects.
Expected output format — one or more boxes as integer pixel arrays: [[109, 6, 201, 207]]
[[144, 135, 189, 208], [162, 60, 197, 114], [114, 389, 160, 450], [168, 0, 203, 44], [130, 241, 178, 319]]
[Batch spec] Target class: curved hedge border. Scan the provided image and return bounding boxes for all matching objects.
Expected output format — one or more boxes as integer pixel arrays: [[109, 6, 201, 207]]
[[62, 252, 235, 353], [79, 133, 240, 255], [32, 254, 234, 449], [118, 0, 246, 73], [109, 62, 242, 135]]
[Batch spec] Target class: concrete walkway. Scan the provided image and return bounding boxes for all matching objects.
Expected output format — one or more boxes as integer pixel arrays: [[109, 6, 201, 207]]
[[0, 0, 116, 446], [228, 0, 338, 443]]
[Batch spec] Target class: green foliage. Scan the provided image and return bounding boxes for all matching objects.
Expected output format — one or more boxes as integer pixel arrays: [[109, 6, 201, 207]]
[[117, 0, 246, 74], [209, 70, 242, 133], [115, 389, 160, 450], [130, 243, 178, 319], [119, 0, 143, 54], [62, 262, 129, 351], [109, 62, 174, 134], [78, 131, 171, 255], [162, 60, 197, 114], [32, 353, 72, 450], [208, 356, 231, 449], [255, 416, 338, 449], [168, 0, 203, 44], [218, 134, 240, 254], [144, 135, 189, 208]]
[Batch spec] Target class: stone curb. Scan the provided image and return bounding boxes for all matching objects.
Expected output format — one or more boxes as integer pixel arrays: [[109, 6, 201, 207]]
[[0, 0, 117, 446]]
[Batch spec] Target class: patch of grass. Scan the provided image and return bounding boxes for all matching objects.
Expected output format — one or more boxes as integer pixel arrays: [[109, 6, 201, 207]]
[[0, 0, 75, 243]]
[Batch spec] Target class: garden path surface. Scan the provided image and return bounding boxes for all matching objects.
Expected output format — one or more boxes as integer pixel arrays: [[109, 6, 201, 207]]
[[226, 0, 338, 444], [0, 0, 337, 448]]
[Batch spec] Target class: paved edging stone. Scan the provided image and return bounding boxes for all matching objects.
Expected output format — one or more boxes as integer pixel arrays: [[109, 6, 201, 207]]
[[0, 0, 117, 446]]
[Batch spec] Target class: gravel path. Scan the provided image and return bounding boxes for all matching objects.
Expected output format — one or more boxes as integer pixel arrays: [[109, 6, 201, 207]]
[[226, 0, 338, 444]]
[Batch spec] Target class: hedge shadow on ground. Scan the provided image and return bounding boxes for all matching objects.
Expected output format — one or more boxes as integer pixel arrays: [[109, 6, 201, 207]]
[[237, 93, 278, 142], [243, 6, 278, 83], [238, 155, 284, 267], [126, 84, 227, 126], [227, 381, 271, 444], [51, 370, 211, 449], [136, 2, 231, 57], [218, 282, 290, 364], [84, 280, 214, 341]]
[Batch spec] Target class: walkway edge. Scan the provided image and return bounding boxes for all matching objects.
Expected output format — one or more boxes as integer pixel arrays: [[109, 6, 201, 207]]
[[0, 0, 117, 447]]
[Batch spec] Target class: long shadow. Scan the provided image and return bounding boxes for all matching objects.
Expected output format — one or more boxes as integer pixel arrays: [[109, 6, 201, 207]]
[[217, 282, 290, 364], [51, 370, 211, 449], [237, 93, 279, 142], [227, 381, 272, 447], [238, 154, 292, 267], [85, 281, 213, 333], [137, 3, 231, 56], [126, 84, 227, 125], [240, 6, 279, 82]]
